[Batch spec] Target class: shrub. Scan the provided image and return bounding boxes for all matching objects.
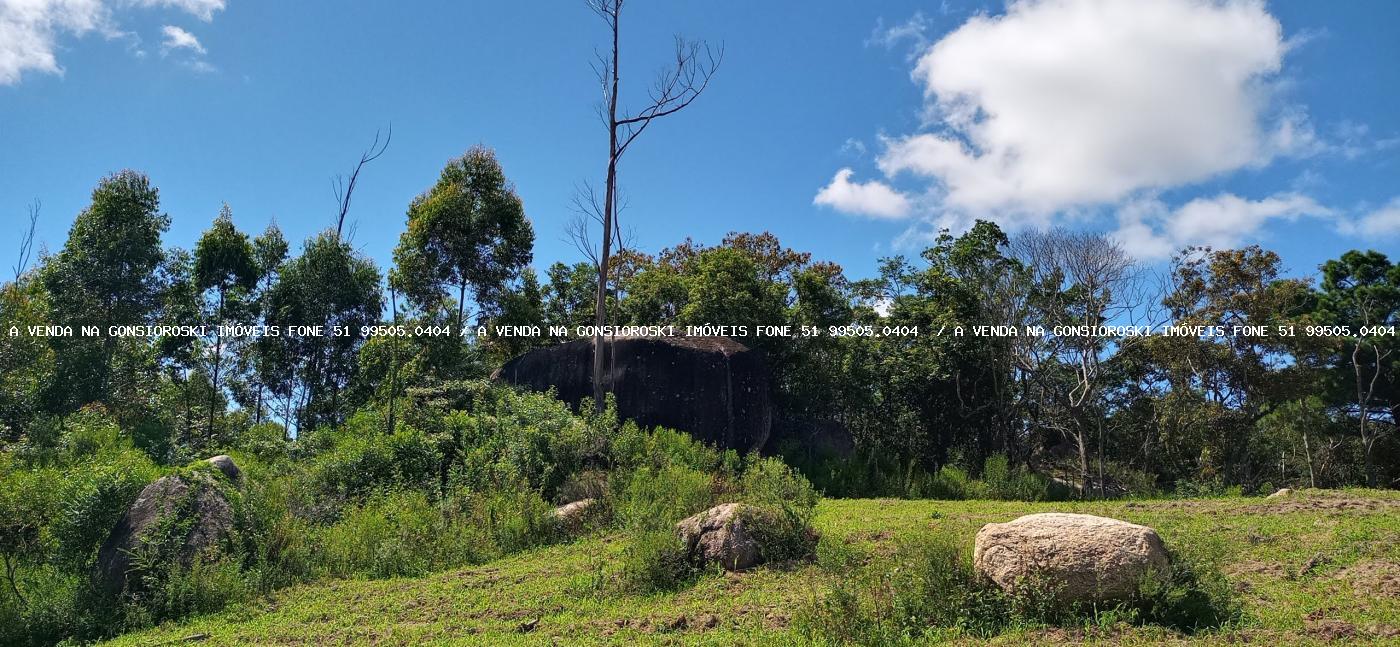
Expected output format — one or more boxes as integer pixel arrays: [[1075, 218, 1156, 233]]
[[1135, 545, 1242, 632], [738, 456, 820, 563], [925, 465, 986, 500], [619, 529, 694, 593], [315, 489, 484, 579], [452, 484, 556, 555], [982, 453, 1052, 501], [796, 533, 1013, 644], [611, 424, 737, 475], [122, 555, 250, 630], [308, 427, 439, 501], [0, 566, 81, 647], [237, 422, 291, 465], [52, 450, 160, 570], [612, 464, 715, 532]]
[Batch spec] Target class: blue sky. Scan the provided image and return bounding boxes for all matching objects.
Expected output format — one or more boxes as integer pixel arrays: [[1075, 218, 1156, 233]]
[[2, 0, 1397, 284]]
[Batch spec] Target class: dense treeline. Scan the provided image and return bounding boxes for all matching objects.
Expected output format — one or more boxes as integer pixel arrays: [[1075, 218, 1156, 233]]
[[2, 156, 1397, 496], [1, 153, 1396, 644]]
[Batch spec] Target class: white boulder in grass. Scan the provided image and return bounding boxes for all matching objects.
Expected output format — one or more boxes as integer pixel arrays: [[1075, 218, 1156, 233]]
[[973, 512, 1169, 603]]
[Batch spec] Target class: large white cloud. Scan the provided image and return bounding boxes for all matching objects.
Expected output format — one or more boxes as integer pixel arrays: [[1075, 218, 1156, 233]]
[[819, 0, 1340, 256], [0, 0, 223, 84], [896, 0, 1289, 214]]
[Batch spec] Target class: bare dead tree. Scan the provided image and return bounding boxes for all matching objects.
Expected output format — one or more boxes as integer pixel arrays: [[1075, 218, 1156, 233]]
[[13, 200, 40, 282], [567, 179, 634, 270], [1013, 228, 1163, 496], [332, 126, 392, 238], [585, 0, 722, 409]]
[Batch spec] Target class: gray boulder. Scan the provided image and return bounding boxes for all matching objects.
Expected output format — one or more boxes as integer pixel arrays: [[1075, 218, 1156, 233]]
[[676, 503, 763, 571], [973, 512, 1169, 603], [548, 498, 599, 532], [206, 454, 241, 481], [95, 458, 242, 594]]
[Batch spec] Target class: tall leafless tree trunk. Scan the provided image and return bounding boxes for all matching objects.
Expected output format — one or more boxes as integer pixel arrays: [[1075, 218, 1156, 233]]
[[585, 0, 720, 409]]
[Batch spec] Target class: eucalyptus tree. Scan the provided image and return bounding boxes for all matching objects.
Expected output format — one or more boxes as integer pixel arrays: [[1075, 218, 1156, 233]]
[[583, 0, 721, 408], [260, 232, 383, 432], [41, 170, 169, 414], [193, 205, 258, 439], [392, 146, 534, 334]]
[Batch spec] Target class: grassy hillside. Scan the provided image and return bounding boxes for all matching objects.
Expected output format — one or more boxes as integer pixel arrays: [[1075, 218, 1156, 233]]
[[103, 490, 1400, 646]]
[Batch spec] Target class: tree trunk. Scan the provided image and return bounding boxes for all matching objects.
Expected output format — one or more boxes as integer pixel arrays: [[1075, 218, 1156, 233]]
[[387, 287, 400, 435], [1076, 430, 1090, 498], [1302, 427, 1316, 488], [591, 7, 621, 412], [457, 281, 468, 334], [206, 286, 225, 443]]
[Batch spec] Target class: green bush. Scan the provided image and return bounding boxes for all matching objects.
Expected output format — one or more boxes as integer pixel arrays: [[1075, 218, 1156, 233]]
[[315, 489, 485, 579], [1136, 546, 1242, 632], [982, 453, 1052, 501], [452, 484, 556, 555], [308, 426, 439, 501], [612, 464, 715, 532], [738, 456, 820, 563], [122, 555, 250, 631], [237, 422, 291, 465], [796, 533, 1013, 644], [619, 529, 694, 594], [52, 450, 161, 570], [313, 484, 554, 580], [924, 465, 986, 500], [0, 566, 81, 647]]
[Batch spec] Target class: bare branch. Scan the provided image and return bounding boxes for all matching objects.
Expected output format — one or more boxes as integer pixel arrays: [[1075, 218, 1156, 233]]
[[333, 126, 393, 237], [13, 199, 40, 282], [615, 39, 723, 158]]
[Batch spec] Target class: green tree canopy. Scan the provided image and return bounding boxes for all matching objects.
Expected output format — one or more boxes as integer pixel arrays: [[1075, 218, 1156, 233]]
[[393, 146, 534, 331], [41, 170, 169, 413]]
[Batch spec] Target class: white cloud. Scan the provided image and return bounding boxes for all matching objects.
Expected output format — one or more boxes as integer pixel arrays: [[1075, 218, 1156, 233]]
[[1341, 199, 1400, 239], [0, 0, 111, 84], [814, 168, 912, 220], [131, 0, 223, 22], [818, 0, 1371, 258], [0, 0, 223, 85], [880, 0, 1291, 221], [1112, 193, 1332, 260], [160, 24, 202, 54], [867, 11, 931, 52]]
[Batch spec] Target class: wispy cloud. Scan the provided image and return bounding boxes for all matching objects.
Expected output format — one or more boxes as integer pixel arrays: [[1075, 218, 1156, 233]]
[[0, 0, 225, 85], [160, 24, 204, 54]]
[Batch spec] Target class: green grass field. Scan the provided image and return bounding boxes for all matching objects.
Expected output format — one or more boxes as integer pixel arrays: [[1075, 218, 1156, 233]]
[[102, 490, 1400, 646]]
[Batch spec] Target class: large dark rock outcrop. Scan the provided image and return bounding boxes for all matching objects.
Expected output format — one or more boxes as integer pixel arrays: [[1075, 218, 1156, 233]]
[[494, 336, 771, 452], [95, 457, 242, 594]]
